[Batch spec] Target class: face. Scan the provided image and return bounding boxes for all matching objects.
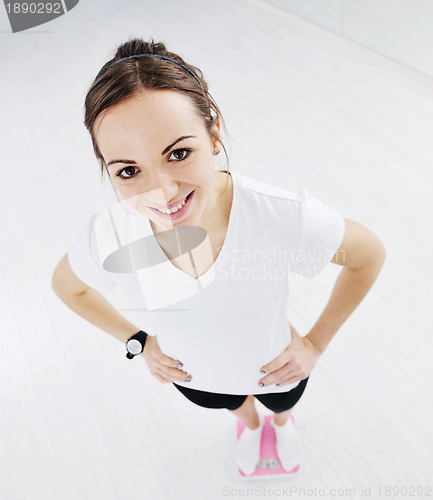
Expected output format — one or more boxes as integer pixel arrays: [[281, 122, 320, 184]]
[[94, 90, 221, 231]]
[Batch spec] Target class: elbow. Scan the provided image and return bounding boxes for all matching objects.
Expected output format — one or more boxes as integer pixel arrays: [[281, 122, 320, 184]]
[[51, 270, 63, 299], [375, 236, 387, 268], [350, 232, 387, 273], [51, 264, 60, 295], [362, 235, 386, 276]]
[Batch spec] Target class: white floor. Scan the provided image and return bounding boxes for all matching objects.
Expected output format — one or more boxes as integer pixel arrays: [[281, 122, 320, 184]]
[[1, 0, 433, 499]]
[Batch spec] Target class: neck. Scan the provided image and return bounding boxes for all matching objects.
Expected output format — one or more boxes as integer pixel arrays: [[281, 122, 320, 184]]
[[198, 171, 228, 230]]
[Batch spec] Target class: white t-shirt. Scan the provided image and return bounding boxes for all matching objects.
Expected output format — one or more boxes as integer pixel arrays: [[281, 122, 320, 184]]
[[68, 170, 345, 395]]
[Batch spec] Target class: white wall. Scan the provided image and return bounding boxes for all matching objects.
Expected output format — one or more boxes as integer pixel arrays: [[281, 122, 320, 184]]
[[264, 0, 433, 79]]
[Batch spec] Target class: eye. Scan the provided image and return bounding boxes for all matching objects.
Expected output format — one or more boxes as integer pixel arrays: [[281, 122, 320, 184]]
[[114, 148, 191, 180], [169, 148, 192, 161], [116, 166, 139, 180]]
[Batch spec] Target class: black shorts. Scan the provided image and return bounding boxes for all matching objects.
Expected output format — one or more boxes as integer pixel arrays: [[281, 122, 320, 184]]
[[172, 377, 309, 413]]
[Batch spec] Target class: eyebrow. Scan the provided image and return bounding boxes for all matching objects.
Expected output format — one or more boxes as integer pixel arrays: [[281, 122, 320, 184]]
[[106, 135, 197, 168]]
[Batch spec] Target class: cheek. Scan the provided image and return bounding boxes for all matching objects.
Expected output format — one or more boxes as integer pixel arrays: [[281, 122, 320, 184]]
[[116, 184, 147, 208], [116, 183, 136, 200], [189, 151, 213, 172], [187, 159, 214, 187]]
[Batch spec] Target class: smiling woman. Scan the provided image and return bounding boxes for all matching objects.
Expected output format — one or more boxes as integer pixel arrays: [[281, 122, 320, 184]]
[[51, 36, 386, 478]]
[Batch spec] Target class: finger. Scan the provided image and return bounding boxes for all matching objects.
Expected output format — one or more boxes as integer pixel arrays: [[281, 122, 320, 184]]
[[276, 368, 308, 386], [260, 352, 293, 379], [282, 374, 303, 385], [276, 376, 301, 386], [159, 352, 185, 370], [153, 368, 186, 384], [152, 372, 169, 383], [160, 356, 190, 381], [260, 364, 292, 386], [166, 366, 192, 383]]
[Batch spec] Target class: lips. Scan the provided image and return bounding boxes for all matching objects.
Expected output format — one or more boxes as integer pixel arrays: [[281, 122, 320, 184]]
[[148, 190, 195, 220]]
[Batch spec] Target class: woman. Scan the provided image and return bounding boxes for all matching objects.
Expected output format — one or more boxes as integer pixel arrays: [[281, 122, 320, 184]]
[[52, 37, 386, 476]]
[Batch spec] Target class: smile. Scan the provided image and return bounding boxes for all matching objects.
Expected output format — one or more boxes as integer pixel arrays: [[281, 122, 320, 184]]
[[149, 191, 194, 220]]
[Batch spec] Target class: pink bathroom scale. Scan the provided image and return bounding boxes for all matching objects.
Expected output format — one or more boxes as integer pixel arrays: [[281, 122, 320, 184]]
[[236, 414, 300, 479]]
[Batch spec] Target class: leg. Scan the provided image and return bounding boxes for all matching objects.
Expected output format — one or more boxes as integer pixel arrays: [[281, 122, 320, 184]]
[[253, 380, 310, 473], [270, 404, 302, 471], [273, 407, 293, 426], [254, 377, 309, 415], [231, 395, 265, 475], [228, 394, 260, 429]]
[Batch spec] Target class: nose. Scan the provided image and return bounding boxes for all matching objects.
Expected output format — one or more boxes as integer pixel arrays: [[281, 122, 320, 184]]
[[142, 171, 181, 208]]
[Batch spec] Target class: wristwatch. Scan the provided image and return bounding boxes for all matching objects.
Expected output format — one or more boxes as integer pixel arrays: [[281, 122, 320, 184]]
[[126, 330, 148, 359]]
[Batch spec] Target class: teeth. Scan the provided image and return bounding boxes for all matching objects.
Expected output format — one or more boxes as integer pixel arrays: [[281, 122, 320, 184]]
[[155, 194, 189, 214]]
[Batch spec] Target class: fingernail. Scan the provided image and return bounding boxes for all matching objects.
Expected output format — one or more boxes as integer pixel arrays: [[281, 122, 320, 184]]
[[177, 363, 183, 368], [260, 369, 266, 374], [259, 382, 264, 387], [186, 376, 192, 382]]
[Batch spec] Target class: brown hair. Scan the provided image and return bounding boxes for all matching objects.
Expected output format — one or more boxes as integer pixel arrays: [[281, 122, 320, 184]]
[[84, 37, 230, 193]]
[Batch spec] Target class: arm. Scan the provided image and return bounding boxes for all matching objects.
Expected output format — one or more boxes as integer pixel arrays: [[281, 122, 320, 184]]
[[51, 253, 192, 384], [259, 218, 386, 386], [305, 218, 386, 354], [51, 253, 140, 344]]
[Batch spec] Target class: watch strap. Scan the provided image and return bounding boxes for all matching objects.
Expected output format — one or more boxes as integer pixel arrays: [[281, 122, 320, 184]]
[[128, 330, 148, 345], [126, 330, 148, 359]]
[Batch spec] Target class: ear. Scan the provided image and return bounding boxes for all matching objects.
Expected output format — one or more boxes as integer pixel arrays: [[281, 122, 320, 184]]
[[212, 117, 221, 152], [210, 113, 220, 130]]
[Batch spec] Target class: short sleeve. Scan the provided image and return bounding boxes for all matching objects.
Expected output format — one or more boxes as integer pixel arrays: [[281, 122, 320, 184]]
[[67, 214, 117, 293], [290, 189, 345, 279]]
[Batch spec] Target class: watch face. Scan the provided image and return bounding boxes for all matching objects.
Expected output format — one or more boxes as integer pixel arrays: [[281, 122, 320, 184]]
[[127, 338, 143, 355]]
